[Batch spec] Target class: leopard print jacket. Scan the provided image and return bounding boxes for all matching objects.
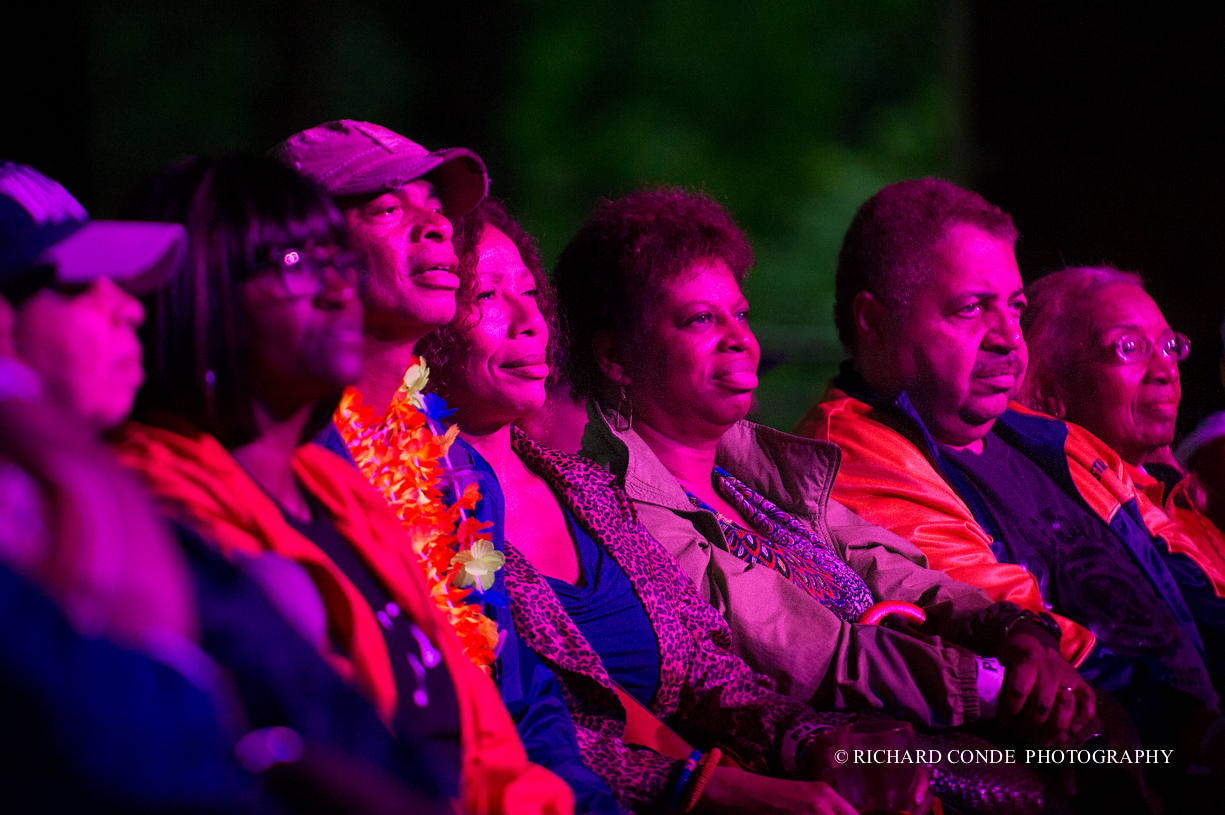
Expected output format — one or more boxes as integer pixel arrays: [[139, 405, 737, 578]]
[[504, 430, 836, 813]]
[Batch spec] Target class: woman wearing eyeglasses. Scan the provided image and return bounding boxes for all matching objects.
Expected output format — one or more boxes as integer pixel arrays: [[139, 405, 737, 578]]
[[115, 154, 575, 815], [1020, 266, 1225, 691], [1020, 267, 1192, 472]]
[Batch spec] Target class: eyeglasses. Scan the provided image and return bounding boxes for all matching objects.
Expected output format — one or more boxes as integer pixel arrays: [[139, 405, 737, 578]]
[[1110, 332, 1191, 365], [260, 247, 362, 298]]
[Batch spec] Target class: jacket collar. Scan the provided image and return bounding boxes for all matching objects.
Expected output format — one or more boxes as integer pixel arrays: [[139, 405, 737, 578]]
[[833, 360, 1072, 462], [831, 360, 1069, 550], [580, 399, 693, 512], [579, 398, 843, 523], [834, 360, 945, 462]]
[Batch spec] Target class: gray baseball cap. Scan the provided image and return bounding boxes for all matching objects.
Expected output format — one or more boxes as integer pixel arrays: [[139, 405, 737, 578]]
[[272, 120, 488, 217]]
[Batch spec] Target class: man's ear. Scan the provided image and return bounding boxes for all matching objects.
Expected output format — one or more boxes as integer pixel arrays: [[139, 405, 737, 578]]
[[592, 330, 630, 387], [853, 291, 888, 344]]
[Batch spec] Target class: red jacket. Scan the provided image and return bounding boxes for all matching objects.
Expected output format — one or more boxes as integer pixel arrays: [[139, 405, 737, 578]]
[[116, 420, 573, 815], [798, 384, 1222, 669], [1131, 464, 1225, 599]]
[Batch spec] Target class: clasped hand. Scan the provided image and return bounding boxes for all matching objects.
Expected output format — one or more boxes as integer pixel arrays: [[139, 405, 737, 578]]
[[994, 624, 1096, 746]]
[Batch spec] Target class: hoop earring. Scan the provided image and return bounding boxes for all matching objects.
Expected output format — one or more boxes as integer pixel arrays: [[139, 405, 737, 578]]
[[614, 385, 633, 432]]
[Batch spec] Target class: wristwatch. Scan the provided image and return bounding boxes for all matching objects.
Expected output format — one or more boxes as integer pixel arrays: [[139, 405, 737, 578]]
[[1002, 608, 1062, 643]]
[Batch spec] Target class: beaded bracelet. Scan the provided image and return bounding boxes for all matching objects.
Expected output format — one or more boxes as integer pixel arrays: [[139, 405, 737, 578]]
[[681, 747, 722, 812], [669, 749, 703, 811]]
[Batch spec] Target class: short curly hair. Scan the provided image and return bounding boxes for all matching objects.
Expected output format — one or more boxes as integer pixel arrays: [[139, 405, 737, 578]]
[[1017, 265, 1145, 414], [835, 178, 1018, 353], [553, 186, 754, 401], [417, 197, 563, 398]]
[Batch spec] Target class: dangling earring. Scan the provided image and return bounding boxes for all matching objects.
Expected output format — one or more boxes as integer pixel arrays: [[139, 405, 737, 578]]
[[614, 385, 633, 432]]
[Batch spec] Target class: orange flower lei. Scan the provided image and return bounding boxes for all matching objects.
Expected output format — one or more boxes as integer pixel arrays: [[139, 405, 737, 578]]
[[333, 357, 500, 672]]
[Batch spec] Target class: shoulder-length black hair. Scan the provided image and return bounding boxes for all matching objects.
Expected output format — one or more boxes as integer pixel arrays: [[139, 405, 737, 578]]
[[131, 153, 347, 448]]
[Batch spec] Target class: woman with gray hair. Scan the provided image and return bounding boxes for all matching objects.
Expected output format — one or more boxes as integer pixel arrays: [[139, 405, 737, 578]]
[[1019, 266, 1183, 469], [1019, 266, 1225, 690]]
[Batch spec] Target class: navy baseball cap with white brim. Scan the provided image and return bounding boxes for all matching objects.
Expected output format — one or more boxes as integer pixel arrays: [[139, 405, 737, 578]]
[[0, 162, 186, 296], [272, 120, 489, 218]]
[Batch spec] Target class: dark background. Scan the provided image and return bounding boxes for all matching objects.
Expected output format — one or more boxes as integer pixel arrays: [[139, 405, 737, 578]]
[[5, 2, 1223, 434], [971, 4, 1225, 439]]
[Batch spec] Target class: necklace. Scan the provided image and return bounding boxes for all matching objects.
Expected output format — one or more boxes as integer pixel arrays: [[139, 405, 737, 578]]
[[334, 357, 502, 672]]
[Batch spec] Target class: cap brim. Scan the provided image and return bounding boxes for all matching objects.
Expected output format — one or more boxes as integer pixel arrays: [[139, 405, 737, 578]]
[[429, 148, 489, 219], [43, 220, 187, 294], [328, 147, 489, 219]]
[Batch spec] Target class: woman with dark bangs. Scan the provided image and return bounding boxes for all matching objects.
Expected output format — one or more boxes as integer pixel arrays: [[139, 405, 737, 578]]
[[421, 197, 863, 815], [116, 154, 574, 815]]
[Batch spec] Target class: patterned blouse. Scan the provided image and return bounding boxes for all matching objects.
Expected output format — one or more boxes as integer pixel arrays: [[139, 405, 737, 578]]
[[502, 432, 839, 813], [684, 466, 874, 623]]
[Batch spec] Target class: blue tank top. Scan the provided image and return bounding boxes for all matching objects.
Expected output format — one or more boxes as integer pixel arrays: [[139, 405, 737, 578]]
[[544, 506, 662, 707]]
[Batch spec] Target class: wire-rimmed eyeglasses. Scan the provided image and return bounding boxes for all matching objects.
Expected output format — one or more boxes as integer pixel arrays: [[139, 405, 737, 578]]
[[1110, 332, 1190, 365]]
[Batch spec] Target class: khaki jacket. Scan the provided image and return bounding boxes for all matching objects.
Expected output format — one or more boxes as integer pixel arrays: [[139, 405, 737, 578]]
[[580, 402, 1024, 729]]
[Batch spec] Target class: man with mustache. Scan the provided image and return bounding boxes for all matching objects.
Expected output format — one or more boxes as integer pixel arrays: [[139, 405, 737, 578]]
[[276, 122, 620, 813], [796, 178, 1225, 773], [274, 121, 486, 425]]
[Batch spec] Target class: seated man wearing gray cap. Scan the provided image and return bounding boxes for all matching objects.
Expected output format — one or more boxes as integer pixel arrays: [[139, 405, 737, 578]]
[[275, 119, 486, 420], [275, 122, 622, 814]]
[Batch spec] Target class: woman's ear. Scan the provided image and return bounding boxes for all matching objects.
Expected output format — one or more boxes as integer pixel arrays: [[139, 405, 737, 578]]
[[592, 330, 630, 387]]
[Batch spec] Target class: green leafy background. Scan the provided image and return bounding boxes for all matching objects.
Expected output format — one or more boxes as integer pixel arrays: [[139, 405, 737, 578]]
[[28, 1, 961, 431]]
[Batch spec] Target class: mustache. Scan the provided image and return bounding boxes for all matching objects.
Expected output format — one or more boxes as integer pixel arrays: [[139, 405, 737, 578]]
[[971, 354, 1024, 379]]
